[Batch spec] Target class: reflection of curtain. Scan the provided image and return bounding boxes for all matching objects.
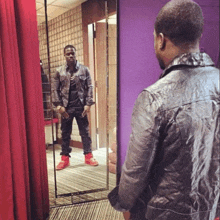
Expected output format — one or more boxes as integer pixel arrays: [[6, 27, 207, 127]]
[[0, 0, 49, 219]]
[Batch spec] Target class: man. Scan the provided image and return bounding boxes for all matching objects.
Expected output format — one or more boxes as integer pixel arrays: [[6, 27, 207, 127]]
[[108, 0, 220, 219], [52, 45, 98, 170]]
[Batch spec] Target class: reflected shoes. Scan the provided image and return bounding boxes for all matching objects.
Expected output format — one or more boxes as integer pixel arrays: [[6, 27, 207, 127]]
[[85, 153, 99, 166], [56, 155, 70, 170]]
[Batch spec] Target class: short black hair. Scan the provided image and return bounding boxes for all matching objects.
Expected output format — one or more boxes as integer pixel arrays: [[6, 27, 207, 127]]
[[155, 0, 204, 46], [64, 45, 76, 54]]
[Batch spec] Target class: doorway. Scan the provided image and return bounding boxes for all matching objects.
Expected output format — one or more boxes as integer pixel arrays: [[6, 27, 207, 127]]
[[88, 14, 117, 174]]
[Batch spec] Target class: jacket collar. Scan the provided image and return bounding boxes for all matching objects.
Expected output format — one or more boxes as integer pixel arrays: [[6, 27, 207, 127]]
[[160, 52, 215, 78], [65, 60, 80, 71]]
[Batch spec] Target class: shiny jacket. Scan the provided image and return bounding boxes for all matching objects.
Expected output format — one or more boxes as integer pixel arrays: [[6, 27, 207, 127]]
[[51, 61, 94, 107], [108, 53, 220, 220]]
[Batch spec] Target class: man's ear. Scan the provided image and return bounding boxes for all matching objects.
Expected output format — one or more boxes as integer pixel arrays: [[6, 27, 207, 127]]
[[198, 34, 202, 42], [159, 33, 166, 50]]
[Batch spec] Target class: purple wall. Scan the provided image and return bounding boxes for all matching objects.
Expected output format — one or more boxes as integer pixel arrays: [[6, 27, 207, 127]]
[[118, 0, 219, 168]]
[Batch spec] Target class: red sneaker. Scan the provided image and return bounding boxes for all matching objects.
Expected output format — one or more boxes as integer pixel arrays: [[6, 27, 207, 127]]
[[56, 155, 70, 170], [85, 153, 99, 166]]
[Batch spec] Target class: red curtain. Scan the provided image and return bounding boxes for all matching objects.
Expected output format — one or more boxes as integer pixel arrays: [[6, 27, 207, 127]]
[[0, 0, 49, 219]]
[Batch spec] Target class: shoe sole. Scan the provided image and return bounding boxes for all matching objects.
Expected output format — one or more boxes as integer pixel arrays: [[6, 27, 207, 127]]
[[56, 163, 70, 170], [85, 162, 99, 166]]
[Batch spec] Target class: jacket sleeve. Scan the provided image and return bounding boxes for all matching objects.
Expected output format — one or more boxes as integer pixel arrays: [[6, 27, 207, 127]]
[[51, 70, 63, 107], [108, 90, 161, 211], [85, 67, 94, 106]]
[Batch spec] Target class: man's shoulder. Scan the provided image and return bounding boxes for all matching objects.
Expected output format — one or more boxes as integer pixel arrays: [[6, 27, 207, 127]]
[[143, 65, 219, 111], [56, 64, 66, 73], [77, 63, 90, 75], [141, 71, 182, 109], [78, 63, 89, 70], [143, 74, 170, 94]]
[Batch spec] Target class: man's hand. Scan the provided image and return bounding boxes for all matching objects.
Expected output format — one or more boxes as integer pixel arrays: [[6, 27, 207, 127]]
[[82, 105, 91, 117], [56, 106, 69, 119], [56, 106, 66, 114], [123, 211, 131, 220]]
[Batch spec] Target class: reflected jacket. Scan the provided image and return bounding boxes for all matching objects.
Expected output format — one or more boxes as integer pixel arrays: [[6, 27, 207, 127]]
[[108, 53, 220, 220], [51, 61, 94, 108]]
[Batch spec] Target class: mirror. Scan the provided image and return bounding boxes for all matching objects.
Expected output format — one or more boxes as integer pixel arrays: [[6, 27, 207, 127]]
[[36, 0, 117, 206]]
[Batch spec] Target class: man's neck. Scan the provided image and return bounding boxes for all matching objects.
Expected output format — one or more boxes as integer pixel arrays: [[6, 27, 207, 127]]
[[164, 42, 200, 68], [67, 62, 76, 71], [177, 44, 200, 54]]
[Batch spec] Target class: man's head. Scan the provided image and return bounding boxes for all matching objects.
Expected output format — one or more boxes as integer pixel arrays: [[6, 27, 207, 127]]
[[64, 45, 77, 66], [154, 0, 204, 69]]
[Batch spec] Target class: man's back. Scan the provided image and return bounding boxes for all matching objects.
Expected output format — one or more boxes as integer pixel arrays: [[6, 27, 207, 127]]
[[108, 1, 219, 219], [144, 53, 220, 219], [108, 53, 219, 220]]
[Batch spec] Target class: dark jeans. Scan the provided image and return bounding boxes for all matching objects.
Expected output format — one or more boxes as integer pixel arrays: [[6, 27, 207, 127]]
[[60, 108, 92, 156]]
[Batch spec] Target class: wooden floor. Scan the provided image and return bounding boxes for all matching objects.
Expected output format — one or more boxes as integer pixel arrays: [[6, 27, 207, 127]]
[[46, 144, 116, 206], [48, 199, 124, 220], [46, 144, 123, 219]]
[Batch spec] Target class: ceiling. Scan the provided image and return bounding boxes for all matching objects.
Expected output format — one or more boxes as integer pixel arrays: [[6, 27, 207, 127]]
[[36, 0, 87, 25]]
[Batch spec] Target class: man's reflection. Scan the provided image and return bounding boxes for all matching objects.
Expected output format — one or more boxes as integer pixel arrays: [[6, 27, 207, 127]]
[[51, 45, 98, 170]]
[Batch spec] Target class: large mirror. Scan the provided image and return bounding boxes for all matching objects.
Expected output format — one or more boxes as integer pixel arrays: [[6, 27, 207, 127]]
[[36, 0, 117, 206]]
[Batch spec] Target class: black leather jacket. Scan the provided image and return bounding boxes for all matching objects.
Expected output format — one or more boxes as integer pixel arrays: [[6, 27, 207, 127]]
[[51, 61, 94, 108], [108, 53, 220, 220]]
